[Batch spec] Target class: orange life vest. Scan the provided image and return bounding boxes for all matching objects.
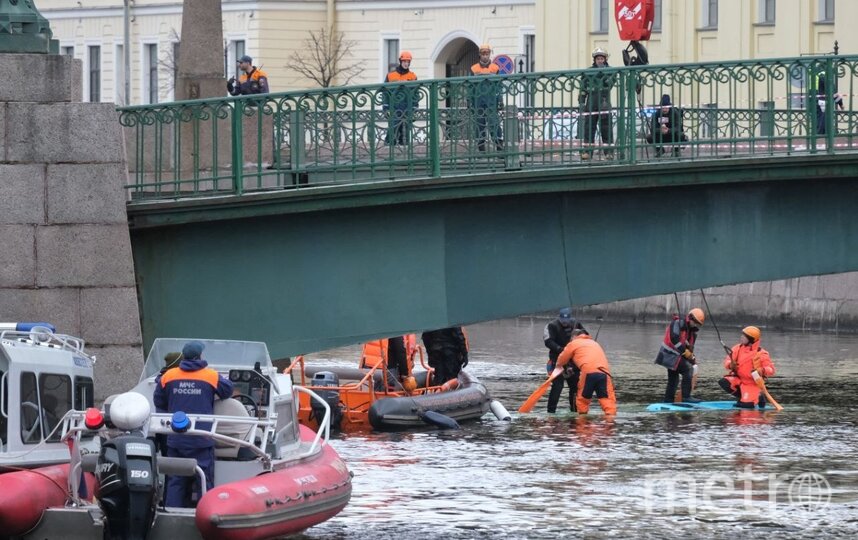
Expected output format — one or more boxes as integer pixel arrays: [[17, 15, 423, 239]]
[[360, 339, 388, 369], [470, 62, 499, 76], [385, 70, 417, 83]]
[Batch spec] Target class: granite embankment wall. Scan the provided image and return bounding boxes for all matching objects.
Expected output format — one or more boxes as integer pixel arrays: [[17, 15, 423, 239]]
[[579, 274, 858, 333], [0, 53, 143, 400]]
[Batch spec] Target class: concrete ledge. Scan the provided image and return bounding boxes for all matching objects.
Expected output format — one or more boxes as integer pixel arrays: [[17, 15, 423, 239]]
[[81, 287, 143, 345], [0, 164, 46, 224], [0, 54, 82, 103], [89, 345, 145, 401], [6, 103, 122, 163], [0, 287, 80, 334], [36, 225, 135, 287], [0, 225, 35, 287], [47, 164, 128, 224]]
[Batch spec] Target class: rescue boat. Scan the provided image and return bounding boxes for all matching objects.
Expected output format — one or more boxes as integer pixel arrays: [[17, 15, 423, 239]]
[[285, 339, 509, 432], [0, 323, 100, 537], [9, 337, 352, 540]]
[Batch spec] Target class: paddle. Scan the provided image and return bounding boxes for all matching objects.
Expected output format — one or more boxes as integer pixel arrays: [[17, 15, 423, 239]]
[[518, 367, 563, 413], [756, 378, 784, 411]]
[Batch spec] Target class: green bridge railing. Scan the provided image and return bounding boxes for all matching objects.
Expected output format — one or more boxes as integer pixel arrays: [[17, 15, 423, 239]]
[[119, 55, 858, 200]]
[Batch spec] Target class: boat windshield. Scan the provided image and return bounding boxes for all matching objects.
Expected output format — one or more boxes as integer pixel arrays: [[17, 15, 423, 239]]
[[141, 338, 273, 382]]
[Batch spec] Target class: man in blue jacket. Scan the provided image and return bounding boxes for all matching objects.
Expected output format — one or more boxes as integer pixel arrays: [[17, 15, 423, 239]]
[[154, 340, 233, 507]]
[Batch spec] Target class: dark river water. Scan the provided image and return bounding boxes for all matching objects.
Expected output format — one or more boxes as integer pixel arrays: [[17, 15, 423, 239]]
[[297, 318, 858, 539]]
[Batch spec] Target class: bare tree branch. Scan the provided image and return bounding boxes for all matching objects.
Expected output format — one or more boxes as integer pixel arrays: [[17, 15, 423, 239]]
[[290, 27, 363, 88], [158, 28, 181, 98]]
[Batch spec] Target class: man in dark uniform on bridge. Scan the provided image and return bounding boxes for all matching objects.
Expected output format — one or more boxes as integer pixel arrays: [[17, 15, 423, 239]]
[[154, 340, 233, 507], [421, 327, 469, 385], [544, 308, 587, 413]]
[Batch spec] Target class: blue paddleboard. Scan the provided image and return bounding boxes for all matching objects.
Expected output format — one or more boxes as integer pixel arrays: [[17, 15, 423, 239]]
[[646, 401, 740, 412]]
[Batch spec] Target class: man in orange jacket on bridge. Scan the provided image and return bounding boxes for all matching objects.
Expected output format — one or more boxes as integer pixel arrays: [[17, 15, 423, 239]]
[[718, 326, 776, 409], [556, 330, 617, 415]]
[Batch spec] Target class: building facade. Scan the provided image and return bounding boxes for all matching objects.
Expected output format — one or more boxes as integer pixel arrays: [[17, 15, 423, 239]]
[[538, 0, 849, 71], [40, 0, 537, 105]]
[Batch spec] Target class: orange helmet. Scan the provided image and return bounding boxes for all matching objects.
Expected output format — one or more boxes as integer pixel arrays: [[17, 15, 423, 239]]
[[688, 308, 705, 325], [742, 326, 761, 342], [399, 50, 413, 62], [479, 43, 492, 54], [402, 376, 417, 392]]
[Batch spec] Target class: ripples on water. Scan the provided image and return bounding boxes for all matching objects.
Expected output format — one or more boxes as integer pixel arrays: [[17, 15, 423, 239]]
[[298, 320, 858, 539]]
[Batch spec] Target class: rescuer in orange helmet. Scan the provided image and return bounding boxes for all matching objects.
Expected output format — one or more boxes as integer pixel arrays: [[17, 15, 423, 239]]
[[654, 308, 705, 403], [718, 326, 776, 408], [469, 42, 504, 153], [383, 50, 419, 146]]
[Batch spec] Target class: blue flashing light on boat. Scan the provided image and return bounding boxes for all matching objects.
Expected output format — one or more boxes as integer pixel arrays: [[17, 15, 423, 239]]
[[14, 322, 56, 332], [171, 411, 190, 432]]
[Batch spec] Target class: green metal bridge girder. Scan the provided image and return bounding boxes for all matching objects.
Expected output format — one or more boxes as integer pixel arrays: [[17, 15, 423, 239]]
[[130, 154, 858, 358]]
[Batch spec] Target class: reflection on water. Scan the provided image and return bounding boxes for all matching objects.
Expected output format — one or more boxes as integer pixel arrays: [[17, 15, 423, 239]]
[[298, 319, 858, 539]]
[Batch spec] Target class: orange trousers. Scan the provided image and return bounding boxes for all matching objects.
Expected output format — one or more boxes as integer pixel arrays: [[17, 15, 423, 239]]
[[576, 371, 617, 415]]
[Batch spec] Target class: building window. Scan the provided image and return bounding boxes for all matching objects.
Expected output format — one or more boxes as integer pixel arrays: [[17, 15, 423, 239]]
[[595, 0, 610, 32], [760, 0, 776, 23], [88, 45, 101, 102], [144, 43, 158, 104], [383, 38, 399, 74], [653, 0, 663, 32], [523, 33, 536, 73], [819, 0, 834, 22], [115, 44, 126, 105], [61, 45, 74, 56], [702, 0, 718, 28], [227, 40, 246, 80]]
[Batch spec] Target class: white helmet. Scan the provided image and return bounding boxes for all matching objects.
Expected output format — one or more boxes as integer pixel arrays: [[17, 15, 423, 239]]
[[592, 47, 609, 59]]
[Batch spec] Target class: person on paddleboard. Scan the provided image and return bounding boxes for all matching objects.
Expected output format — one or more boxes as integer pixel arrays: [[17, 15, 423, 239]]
[[718, 326, 776, 408], [556, 330, 616, 415], [654, 308, 704, 403], [544, 307, 587, 413]]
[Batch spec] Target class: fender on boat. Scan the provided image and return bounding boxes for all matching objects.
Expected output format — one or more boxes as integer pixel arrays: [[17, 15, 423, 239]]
[[490, 400, 511, 421], [194, 425, 352, 540], [368, 371, 492, 431], [0, 464, 96, 536]]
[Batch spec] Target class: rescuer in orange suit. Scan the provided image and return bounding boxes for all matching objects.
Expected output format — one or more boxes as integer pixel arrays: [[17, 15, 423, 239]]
[[718, 326, 776, 409], [556, 330, 617, 415], [383, 50, 419, 145], [469, 43, 504, 152]]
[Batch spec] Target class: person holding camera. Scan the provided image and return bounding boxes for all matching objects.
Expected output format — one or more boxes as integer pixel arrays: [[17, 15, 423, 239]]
[[227, 55, 270, 96]]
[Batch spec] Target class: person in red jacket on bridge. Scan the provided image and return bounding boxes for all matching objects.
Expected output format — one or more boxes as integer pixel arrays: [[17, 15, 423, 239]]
[[556, 330, 616, 415], [718, 326, 776, 408]]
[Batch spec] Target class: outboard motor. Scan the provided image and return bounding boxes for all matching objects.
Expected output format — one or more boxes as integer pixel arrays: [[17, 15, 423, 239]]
[[95, 436, 159, 540], [311, 371, 342, 430], [95, 391, 158, 540]]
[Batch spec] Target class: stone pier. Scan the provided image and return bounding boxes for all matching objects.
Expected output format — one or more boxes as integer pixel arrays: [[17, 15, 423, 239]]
[[0, 52, 143, 400]]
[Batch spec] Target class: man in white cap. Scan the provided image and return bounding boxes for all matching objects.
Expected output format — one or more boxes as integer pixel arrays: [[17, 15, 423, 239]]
[[579, 48, 616, 161]]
